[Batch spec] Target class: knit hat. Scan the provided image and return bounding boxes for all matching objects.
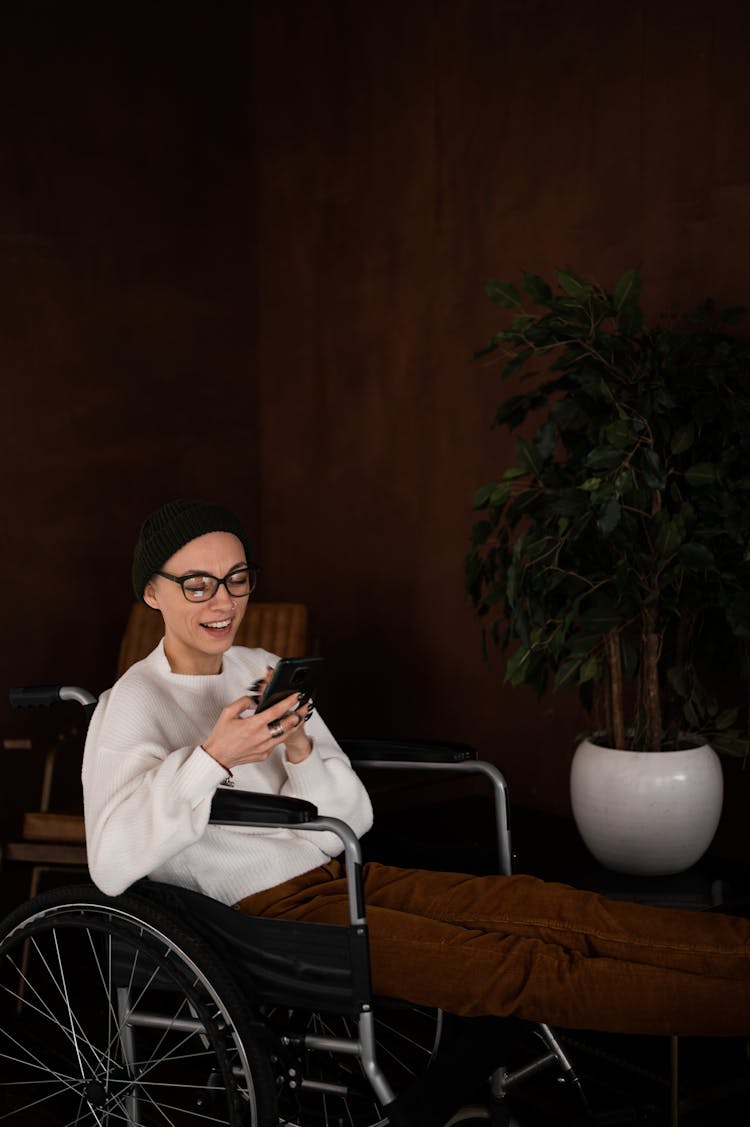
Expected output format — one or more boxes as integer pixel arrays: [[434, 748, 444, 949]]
[[132, 499, 253, 600]]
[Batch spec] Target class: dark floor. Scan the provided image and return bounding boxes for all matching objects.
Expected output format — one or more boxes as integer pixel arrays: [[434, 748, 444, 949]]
[[1, 792, 749, 1125]]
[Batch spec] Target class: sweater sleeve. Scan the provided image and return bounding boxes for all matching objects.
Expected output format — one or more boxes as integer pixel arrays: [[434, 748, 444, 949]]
[[278, 710, 374, 855], [82, 679, 226, 896]]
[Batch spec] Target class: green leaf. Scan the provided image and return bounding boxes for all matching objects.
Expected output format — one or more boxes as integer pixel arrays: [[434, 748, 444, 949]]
[[587, 447, 625, 472], [557, 270, 593, 301], [613, 267, 641, 310], [670, 422, 695, 455], [516, 438, 543, 478], [709, 731, 749, 758], [502, 466, 527, 480], [534, 420, 557, 461], [472, 484, 494, 510], [489, 483, 511, 508], [579, 656, 600, 683], [684, 462, 720, 487], [501, 349, 535, 379], [470, 519, 492, 546], [678, 542, 716, 570], [579, 477, 603, 493], [640, 449, 666, 490], [485, 279, 521, 308], [596, 499, 621, 535], [554, 657, 581, 691], [505, 646, 531, 685], [715, 707, 739, 731], [522, 272, 553, 304], [618, 303, 644, 334], [605, 420, 633, 449], [655, 515, 685, 558]]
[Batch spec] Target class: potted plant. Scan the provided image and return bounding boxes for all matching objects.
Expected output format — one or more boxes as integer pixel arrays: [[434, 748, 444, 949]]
[[465, 267, 750, 874]]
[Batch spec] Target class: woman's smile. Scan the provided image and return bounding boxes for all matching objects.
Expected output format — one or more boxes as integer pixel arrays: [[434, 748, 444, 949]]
[[200, 616, 234, 636]]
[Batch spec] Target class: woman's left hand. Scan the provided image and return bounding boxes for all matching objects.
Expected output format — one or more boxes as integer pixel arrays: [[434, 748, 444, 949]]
[[253, 666, 314, 764]]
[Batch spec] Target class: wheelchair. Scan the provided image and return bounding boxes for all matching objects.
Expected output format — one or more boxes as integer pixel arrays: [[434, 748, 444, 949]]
[[0, 685, 583, 1127]]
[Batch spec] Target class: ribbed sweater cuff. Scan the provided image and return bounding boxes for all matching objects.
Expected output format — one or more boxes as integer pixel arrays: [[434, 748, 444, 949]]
[[174, 745, 228, 803], [283, 744, 329, 799]]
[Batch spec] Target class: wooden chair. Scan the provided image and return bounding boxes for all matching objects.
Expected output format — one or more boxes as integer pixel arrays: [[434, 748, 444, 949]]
[[5, 602, 311, 898]]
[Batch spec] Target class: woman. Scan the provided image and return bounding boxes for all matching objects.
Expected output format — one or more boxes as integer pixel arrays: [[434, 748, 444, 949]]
[[83, 499, 750, 1038]]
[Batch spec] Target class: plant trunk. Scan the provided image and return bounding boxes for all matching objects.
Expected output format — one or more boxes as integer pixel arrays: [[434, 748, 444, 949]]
[[605, 629, 625, 749], [642, 603, 662, 751]]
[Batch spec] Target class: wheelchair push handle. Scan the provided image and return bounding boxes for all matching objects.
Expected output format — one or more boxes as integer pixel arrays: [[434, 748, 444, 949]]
[[11, 685, 66, 708], [10, 684, 98, 715]]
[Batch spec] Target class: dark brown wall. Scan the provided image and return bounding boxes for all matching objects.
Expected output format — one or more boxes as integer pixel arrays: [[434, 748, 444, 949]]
[[1, 2, 257, 817], [250, 0, 750, 843], [3, 1, 750, 856]]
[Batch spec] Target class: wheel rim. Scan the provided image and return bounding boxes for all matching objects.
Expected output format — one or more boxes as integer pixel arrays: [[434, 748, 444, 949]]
[[0, 899, 266, 1125]]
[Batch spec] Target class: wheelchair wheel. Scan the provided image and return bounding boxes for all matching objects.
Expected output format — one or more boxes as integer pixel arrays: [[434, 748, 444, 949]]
[[268, 1001, 444, 1127], [0, 884, 276, 1126]]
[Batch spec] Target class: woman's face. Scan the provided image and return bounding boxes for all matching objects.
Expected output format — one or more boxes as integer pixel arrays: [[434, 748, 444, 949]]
[[143, 531, 249, 674]]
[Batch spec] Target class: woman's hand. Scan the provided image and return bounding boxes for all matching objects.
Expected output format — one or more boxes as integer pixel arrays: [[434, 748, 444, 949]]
[[201, 691, 309, 769], [252, 665, 315, 764]]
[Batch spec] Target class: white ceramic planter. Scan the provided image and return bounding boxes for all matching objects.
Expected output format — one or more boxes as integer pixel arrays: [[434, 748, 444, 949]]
[[570, 738, 724, 876]]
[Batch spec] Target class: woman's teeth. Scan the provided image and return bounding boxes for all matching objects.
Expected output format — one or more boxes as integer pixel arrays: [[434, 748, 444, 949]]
[[203, 619, 231, 630]]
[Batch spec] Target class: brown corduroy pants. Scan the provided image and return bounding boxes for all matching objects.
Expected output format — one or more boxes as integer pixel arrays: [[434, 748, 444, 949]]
[[237, 861, 750, 1036]]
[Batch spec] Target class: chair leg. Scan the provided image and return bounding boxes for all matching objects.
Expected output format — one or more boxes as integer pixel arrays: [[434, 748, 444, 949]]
[[29, 865, 42, 900]]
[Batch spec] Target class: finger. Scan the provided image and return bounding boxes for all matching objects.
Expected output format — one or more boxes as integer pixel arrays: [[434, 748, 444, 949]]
[[262, 692, 302, 722], [264, 717, 286, 743], [264, 707, 304, 743], [228, 695, 255, 714]]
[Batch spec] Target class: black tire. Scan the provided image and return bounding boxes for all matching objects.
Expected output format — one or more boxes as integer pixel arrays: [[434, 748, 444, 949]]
[[0, 883, 276, 1126]]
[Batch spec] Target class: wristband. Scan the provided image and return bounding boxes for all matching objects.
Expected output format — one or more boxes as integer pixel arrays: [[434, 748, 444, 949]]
[[200, 744, 234, 788]]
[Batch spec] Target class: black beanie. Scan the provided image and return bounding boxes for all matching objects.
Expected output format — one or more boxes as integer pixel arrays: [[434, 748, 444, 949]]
[[132, 499, 253, 600]]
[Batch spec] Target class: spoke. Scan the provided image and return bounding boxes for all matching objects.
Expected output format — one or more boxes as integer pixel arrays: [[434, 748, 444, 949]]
[[0, 1027, 81, 1089], [375, 1012, 434, 1055], [4, 935, 117, 1077], [0, 1076, 85, 1121], [0, 949, 92, 1057], [123, 987, 203, 1078], [0, 916, 249, 1127], [83, 926, 123, 1075], [132, 1038, 222, 1086], [51, 927, 95, 1082]]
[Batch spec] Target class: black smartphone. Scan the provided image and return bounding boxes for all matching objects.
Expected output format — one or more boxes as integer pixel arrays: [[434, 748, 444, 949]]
[[255, 656, 323, 713]]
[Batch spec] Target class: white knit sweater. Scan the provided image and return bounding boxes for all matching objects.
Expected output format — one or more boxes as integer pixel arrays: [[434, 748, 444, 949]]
[[82, 642, 373, 903]]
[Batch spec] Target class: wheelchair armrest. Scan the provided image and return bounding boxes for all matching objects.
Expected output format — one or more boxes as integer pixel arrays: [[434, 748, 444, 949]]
[[339, 737, 477, 763], [210, 789, 365, 925], [210, 789, 318, 826], [340, 737, 513, 877]]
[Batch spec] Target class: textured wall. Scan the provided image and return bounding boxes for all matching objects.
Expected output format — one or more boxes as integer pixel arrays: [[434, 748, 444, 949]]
[[0, 3, 257, 823], [3, 1, 750, 858], [250, 0, 750, 834]]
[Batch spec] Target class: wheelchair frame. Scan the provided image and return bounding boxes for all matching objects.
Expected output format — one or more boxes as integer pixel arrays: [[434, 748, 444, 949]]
[[0, 685, 582, 1127]]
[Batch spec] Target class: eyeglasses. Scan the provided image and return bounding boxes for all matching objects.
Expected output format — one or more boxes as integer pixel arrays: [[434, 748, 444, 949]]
[[156, 565, 259, 603]]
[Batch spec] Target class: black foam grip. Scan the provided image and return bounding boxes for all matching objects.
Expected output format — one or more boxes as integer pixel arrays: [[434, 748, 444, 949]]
[[9, 685, 63, 709]]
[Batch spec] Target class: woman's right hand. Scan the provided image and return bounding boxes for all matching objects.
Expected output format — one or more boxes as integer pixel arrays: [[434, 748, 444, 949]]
[[201, 693, 303, 768]]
